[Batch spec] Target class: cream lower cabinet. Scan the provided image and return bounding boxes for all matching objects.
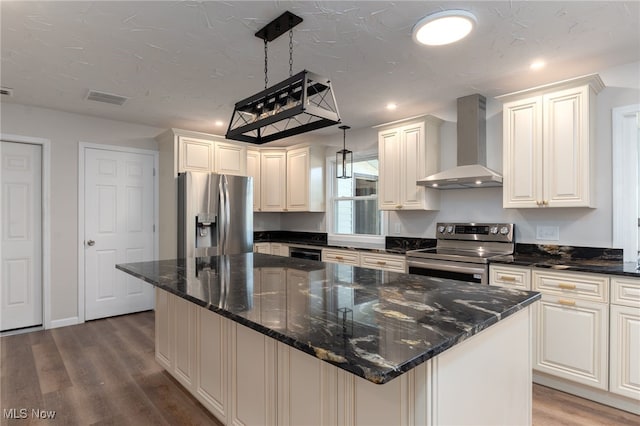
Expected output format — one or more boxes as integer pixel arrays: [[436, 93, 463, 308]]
[[155, 288, 173, 370], [378, 116, 441, 211], [359, 252, 406, 273], [610, 277, 640, 400], [532, 270, 609, 390], [500, 75, 604, 208], [321, 248, 360, 265], [253, 242, 289, 256], [154, 289, 198, 391], [253, 242, 271, 254], [196, 307, 229, 423], [489, 265, 531, 290], [270, 243, 289, 257], [156, 288, 532, 426], [230, 323, 278, 426]]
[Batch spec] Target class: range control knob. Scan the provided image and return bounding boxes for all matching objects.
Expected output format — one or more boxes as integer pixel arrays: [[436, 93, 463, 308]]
[[446, 225, 454, 234], [500, 226, 510, 235], [437, 225, 445, 234], [490, 226, 498, 235]]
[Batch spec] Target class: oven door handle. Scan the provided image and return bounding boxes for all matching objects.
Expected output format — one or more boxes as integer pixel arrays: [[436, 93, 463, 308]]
[[407, 258, 487, 275]]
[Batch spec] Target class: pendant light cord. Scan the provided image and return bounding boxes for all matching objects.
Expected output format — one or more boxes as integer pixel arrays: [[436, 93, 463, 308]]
[[342, 127, 346, 150], [289, 27, 294, 77], [264, 39, 269, 89]]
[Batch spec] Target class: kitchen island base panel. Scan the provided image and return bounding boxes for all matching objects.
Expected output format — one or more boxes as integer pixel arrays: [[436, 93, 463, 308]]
[[533, 372, 640, 416], [156, 288, 532, 425]]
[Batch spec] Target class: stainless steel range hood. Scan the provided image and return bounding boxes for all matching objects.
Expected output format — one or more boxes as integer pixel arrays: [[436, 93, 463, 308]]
[[417, 94, 502, 189]]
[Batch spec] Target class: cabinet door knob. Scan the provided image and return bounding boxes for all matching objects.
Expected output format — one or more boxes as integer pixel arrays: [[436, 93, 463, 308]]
[[536, 201, 542, 206], [396, 205, 403, 209], [86, 240, 96, 246], [542, 200, 549, 206]]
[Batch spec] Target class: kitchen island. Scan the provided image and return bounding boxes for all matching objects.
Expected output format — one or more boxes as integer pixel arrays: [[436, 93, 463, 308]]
[[117, 253, 540, 426]]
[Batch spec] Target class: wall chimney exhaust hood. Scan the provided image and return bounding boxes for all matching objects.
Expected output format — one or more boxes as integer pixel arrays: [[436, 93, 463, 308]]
[[417, 94, 502, 189]]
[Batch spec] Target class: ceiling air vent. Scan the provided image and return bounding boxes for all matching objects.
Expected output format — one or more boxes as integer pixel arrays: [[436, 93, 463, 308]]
[[1, 87, 14, 96], [86, 90, 128, 106]]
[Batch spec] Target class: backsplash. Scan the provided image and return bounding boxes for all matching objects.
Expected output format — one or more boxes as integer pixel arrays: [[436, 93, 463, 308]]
[[385, 236, 437, 254], [515, 244, 623, 262]]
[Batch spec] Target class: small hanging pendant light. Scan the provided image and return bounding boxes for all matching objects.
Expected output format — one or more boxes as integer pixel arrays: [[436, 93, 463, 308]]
[[336, 125, 352, 179]]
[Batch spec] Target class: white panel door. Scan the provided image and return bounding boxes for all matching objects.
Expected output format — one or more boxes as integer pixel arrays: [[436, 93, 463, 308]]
[[1, 141, 42, 331], [84, 148, 155, 320]]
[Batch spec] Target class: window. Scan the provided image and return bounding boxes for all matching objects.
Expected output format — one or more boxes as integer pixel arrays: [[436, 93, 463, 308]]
[[328, 155, 384, 245]]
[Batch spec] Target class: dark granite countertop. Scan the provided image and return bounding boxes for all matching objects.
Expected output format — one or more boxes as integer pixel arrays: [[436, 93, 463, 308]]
[[490, 244, 640, 278], [117, 253, 539, 384], [491, 256, 640, 277], [253, 231, 435, 255]]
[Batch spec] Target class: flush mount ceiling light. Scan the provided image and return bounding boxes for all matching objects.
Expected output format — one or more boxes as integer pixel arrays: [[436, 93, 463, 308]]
[[226, 11, 341, 144], [412, 10, 477, 46]]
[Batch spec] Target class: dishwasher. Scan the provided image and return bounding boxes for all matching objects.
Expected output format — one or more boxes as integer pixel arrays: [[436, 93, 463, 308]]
[[288, 247, 322, 261]]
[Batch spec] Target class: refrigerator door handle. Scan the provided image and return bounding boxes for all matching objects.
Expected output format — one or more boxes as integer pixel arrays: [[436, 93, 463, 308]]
[[222, 175, 231, 254], [218, 176, 226, 254]]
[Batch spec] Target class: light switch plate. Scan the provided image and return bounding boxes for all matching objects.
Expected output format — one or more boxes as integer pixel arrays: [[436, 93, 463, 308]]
[[536, 225, 560, 241]]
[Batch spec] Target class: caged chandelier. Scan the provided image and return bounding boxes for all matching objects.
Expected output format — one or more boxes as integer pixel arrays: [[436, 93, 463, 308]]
[[226, 11, 341, 144]]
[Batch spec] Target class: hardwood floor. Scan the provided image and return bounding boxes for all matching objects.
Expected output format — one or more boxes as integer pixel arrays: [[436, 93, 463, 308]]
[[1, 311, 638, 425]]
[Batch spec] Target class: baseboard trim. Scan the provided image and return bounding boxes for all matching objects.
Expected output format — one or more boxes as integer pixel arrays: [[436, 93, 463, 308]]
[[533, 372, 640, 415], [49, 316, 80, 329]]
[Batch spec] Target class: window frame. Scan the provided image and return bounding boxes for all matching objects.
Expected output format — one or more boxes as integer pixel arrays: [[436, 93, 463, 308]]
[[326, 150, 386, 248]]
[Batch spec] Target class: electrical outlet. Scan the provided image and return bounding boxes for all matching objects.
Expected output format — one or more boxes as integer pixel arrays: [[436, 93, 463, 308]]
[[394, 223, 401, 235], [536, 225, 559, 241]]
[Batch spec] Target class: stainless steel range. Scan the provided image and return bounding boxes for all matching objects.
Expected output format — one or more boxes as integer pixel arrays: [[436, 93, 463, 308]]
[[406, 222, 515, 284]]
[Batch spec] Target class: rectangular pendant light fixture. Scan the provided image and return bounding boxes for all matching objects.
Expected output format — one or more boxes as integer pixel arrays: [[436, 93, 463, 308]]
[[225, 12, 341, 144]]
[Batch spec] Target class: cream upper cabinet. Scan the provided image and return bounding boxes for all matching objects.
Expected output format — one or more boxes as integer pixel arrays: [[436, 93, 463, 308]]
[[157, 129, 247, 176], [179, 136, 215, 173], [378, 116, 441, 211], [260, 149, 287, 212], [253, 144, 325, 212], [246, 148, 261, 211], [286, 145, 325, 212], [214, 141, 247, 176], [500, 75, 604, 208]]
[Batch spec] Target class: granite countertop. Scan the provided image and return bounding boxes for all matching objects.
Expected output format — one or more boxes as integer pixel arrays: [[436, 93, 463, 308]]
[[117, 253, 539, 384], [490, 244, 640, 278]]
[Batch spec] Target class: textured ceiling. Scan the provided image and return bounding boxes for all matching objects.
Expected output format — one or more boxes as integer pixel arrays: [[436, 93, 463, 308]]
[[2, 1, 639, 145]]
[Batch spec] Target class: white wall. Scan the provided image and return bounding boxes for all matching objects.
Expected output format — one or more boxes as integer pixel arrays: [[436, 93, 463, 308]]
[[1, 103, 162, 323]]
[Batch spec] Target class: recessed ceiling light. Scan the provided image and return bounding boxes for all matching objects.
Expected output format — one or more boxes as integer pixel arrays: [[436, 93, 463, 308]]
[[214, 120, 224, 127], [530, 60, 546, 70], [475, 180, 482, 185], [413, 10, 477, 46], [386, 103, 397, 110]]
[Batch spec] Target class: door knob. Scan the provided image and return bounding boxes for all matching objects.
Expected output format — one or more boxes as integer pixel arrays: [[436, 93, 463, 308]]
[[87, 240, 95, 246]]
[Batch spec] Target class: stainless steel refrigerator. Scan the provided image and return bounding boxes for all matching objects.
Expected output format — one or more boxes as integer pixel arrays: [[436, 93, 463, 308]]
[[177, 172, 253, 257]]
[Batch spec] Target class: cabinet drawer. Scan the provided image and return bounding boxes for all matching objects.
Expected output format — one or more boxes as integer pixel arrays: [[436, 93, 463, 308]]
[[611, 277, 640, 307], [360, 253, 406, 273], [322, 249, 359, 265], [533, 270, 608, 302], [490, 265, 531, 290]]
